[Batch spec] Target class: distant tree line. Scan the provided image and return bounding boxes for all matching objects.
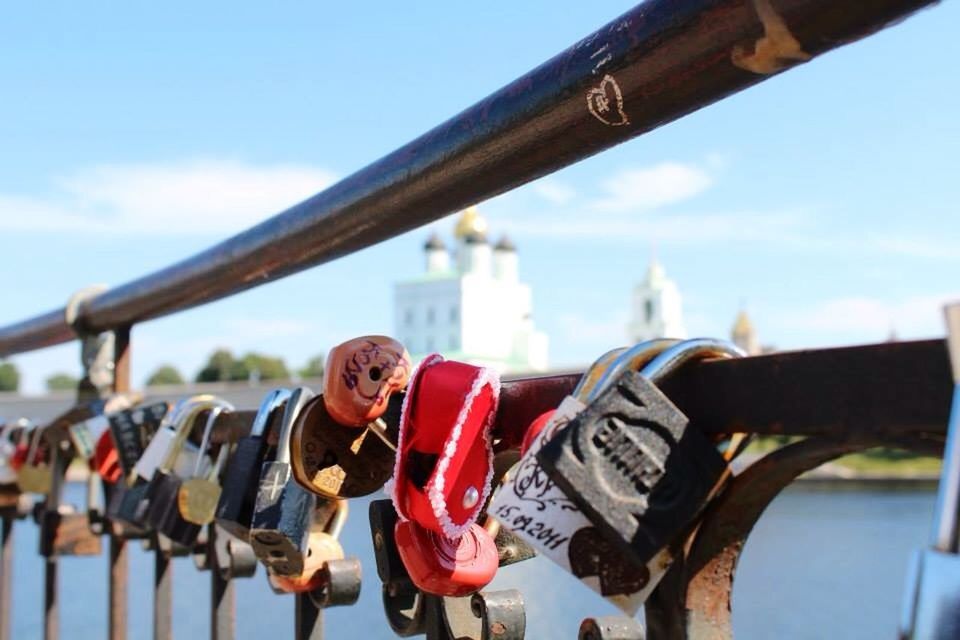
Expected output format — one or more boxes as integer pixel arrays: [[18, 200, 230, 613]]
[[0, 348, 326, 394]]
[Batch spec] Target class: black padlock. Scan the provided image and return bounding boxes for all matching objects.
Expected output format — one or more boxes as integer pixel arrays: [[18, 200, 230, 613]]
[[249, 387, 317, 576], [106, 479, 151, 532], [216, 388, 291, 539], [108, 402, 170, 477], [369, 498, 411, 591], [536, 339, 741, 568], [145, 400, 232, 548]]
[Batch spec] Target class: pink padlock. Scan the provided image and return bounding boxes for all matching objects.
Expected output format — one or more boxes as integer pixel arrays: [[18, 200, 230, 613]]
[[323, 336, 411, 427]]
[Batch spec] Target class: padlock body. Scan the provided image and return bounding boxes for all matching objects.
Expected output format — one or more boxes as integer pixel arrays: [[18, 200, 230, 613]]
[[178, 478, 222, 526], [17, 464, 53, 495], [145, 471, 202, 546], [489, 395, 652, 615], [290, 396, 397, 499], [215, 435, 268, 538], [268, 532, 344, 593], [324, 336, 411, 427], [536, 370, 726, 568], [395, 520, 497, 597], [249, 461, 314, 576], [109, 402, 169, 476], [108, 482, 151, 529], [369, 499, 410, 587], [94, 431, 123, 484], [39, 511, 102, 557]]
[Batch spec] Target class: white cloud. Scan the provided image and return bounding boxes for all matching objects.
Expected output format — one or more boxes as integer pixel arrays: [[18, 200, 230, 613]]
[[532, 179, 576, 205], [0, 158, 337, 235], [591, 162, 713, 213], [862, 236, 959, 261], [778, 293, 959, 339], [504, 209, 807, 244]]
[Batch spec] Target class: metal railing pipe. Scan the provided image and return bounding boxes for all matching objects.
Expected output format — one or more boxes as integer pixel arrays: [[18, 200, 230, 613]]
[[0, 0, 938, 357]]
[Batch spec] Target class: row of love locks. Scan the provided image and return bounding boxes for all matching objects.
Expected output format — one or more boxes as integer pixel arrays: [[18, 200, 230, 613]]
[[0, 332, 864, 639]]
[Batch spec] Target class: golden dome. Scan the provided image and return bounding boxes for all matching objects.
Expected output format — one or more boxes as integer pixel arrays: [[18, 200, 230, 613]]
[[732, 309, 754, 336], [454, 206, 488, 241]]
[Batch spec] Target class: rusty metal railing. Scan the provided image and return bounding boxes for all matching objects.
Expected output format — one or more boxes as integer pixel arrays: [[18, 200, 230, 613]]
[[0, 1, 946, 639]]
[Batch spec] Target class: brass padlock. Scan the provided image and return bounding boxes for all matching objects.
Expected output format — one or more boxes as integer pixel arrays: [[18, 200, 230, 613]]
[[17, 426, 52, 495], [249, 387, 317, 576], [268, 500, 348, 593], [289, 394, 399, 499], [178, 406, 231, 525]]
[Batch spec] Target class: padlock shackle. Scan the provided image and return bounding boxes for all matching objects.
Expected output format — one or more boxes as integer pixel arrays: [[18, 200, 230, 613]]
[[572, 347, 626, 401], [639, 338, 745, 384], [158, 395, 228, 473], [588, 338, 680, 402], [193, 404, 233, 477], [26, 424, 47, 464], [930, 303, 960, 552], [318, 498, 348, 540], [250, 388, 293, 438], [274, 386, 315, 466]]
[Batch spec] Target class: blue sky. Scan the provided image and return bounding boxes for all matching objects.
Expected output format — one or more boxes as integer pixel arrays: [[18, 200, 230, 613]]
[[1, 1, 957, 394]]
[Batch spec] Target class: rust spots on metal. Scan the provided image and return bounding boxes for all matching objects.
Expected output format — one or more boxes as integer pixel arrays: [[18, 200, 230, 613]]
[[733, 0, 811, 74]]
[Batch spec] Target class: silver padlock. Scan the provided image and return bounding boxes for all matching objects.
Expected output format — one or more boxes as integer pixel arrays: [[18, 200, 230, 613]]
[[901, 302, 960, 639], [132, 395, 215, 483], [249, 386, 317, 576]]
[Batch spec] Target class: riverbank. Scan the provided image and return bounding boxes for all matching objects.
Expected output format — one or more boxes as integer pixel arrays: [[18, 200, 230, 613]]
[[733, 440, 942, 482]]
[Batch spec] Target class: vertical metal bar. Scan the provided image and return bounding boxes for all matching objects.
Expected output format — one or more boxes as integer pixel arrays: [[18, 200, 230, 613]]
[[109, 326, 131, 640], [209, 527, 234, 640], [153, 541, 172, 640], [108, 537, 127, 640], [44, 557, 58, 640], [0, 515, 13, 640], [43, 448, 68, 640], [295, 595, 322, 640]]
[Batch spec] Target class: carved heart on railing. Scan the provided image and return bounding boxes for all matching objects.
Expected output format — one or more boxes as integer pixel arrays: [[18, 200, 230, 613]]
[[586, 75, 629, 127]]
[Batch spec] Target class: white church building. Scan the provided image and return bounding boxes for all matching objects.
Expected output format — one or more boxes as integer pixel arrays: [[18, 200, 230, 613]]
[[628, 258, 688, 342], [393, 207, 549, 373]]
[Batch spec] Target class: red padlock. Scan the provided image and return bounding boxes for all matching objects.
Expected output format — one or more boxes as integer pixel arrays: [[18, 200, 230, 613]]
[[520, 410, 556, 457], [395, 520, 499, 597], [9, 426, 32, 472], [391, 354, 500, 596], [94, 430, 123, 484], [323, 335, 412, 427]]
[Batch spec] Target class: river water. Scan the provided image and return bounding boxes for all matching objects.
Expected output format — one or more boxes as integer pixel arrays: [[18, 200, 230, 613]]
[[3, 482, 935, 639]]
